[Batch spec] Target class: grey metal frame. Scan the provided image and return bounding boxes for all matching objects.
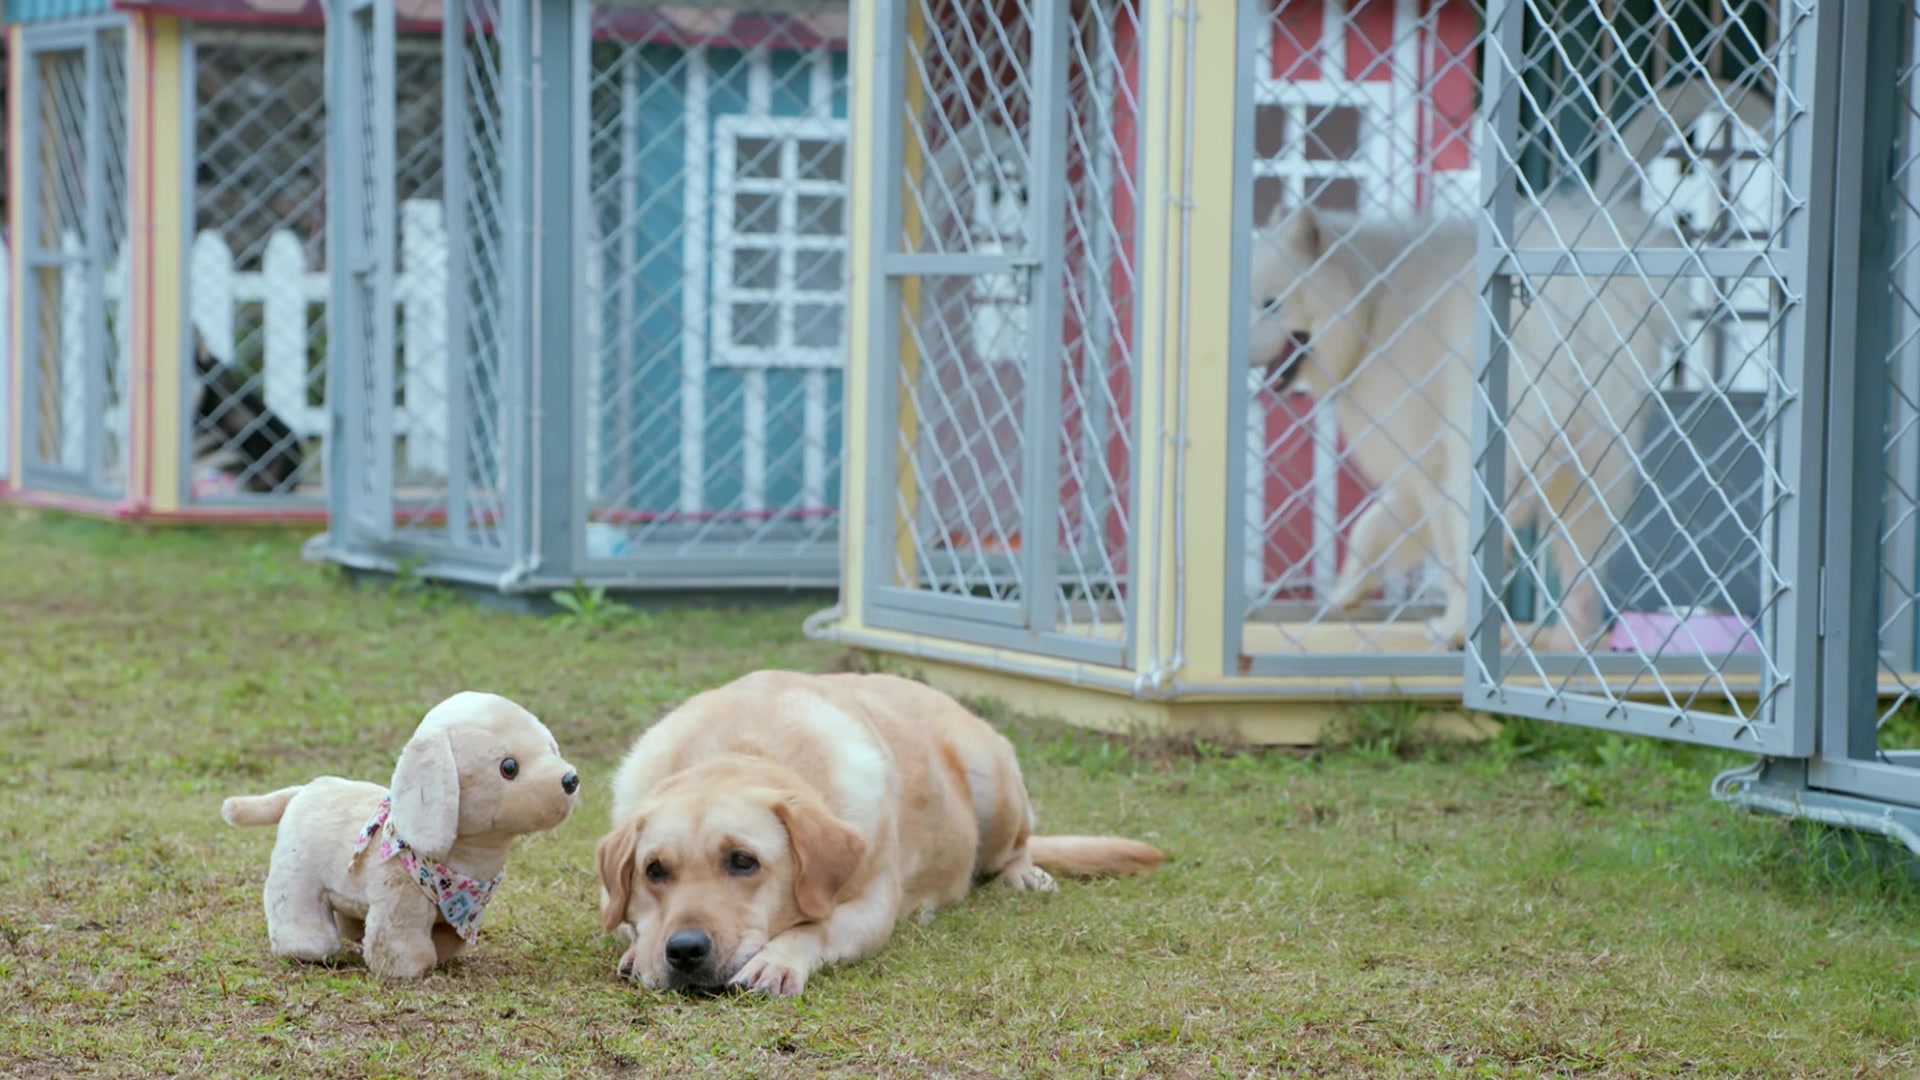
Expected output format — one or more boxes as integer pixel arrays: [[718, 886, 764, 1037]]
[[857, 0, 1136, 668], [1718, 0, 1920, 853], [16, 16, 128, 502], [324, 0, 397, 546]]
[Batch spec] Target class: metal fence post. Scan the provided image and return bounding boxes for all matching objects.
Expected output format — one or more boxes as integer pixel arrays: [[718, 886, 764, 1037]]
[[526, 0, 585, 584], [1465, 0, 1524, 686]]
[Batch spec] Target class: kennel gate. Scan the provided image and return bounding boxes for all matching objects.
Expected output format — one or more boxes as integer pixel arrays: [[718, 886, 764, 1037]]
[[1444, 0, 1920, 853]]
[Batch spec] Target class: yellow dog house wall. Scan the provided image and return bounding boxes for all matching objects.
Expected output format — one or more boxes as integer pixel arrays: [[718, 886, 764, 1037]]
[[812, 0, 1920, 746], [1, 0, 426, 521]]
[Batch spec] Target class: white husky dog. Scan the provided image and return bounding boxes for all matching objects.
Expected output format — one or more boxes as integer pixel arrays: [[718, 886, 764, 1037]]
[[1248, 81, 1773, 652]]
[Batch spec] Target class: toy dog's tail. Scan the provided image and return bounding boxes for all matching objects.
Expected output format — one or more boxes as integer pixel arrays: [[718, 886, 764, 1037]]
[[221, 786, 304, 828]]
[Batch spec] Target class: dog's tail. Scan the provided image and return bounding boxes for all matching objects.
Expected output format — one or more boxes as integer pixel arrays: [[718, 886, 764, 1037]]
[[1027, 835, 1165, 878], [221, 786, 304, 828]]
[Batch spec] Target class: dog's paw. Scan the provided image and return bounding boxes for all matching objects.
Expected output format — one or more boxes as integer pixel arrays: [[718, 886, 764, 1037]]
[[998, 863, 1057, 893], [1425, 616, 1468, 652], [731, 953, 808, 997], [1324, 574, 1375, 613]]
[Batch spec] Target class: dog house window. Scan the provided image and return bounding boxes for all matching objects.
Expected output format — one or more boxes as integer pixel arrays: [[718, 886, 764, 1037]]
[[712, 116, 850, 369], [1641, 108, 1778, 393], [1250, 88, 1386, 225], [969, 161, 1030, 368]]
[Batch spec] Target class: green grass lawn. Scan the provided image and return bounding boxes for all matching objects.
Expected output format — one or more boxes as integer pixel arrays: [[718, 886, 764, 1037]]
[[0, 511, 1915, 1079]]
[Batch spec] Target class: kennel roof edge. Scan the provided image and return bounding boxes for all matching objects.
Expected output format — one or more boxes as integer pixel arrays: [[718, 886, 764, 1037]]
[[106, 0, 848, 43]]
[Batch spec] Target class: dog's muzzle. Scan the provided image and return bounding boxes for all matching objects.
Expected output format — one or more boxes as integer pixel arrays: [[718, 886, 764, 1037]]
[[1264, 331, 1312, 394]]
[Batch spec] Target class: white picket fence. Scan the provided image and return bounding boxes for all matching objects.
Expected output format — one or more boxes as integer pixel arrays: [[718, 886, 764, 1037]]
[[22, 200, 448, 483], [190, 198, 449, 470]]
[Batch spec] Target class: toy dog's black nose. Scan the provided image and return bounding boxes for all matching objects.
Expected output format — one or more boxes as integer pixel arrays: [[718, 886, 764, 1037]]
[[665, 929, 712, 973], [561, 771, 579, 795]]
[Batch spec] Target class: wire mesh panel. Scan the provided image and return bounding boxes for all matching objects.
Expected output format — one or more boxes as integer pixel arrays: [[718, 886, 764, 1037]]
[[1226, 0, 1825, 746], [1862, 0, 1920, 790], [860, 0, 1139, 663], [421, 0, 513, 558], [1452, 0, 1827, 749], [18, 22, 130, 501], [574, 3, 851, 579], [183, 28, 442, 508]]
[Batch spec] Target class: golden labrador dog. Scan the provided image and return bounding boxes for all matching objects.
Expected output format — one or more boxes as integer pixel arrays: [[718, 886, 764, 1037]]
[[594, 670, 1164, 996]]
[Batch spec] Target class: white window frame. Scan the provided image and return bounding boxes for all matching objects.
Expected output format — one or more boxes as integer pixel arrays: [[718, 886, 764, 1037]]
[[710, 113, 850, 370], [1249, 79, 1401, 222], [968, 154, 1030, 370]]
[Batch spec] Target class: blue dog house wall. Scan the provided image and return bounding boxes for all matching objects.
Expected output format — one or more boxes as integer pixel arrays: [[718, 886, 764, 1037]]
[[581, 18, 851, 554]]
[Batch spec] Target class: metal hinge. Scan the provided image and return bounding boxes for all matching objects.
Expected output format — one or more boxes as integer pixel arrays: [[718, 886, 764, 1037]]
[[1817, 566, 1827, 639]]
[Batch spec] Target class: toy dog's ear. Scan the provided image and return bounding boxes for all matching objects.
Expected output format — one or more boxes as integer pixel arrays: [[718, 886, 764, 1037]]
[[595, 816, 642, 933], [389, 729, 461, 860]]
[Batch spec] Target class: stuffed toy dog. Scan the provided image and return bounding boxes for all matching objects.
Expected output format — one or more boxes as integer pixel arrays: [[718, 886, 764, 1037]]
[[221, 691, 579, 978]]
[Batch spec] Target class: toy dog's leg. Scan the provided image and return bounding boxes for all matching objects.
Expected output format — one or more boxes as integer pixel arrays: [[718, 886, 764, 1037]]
[[363, 895, 440, 978], [431, 922, 471, 965], [263, 860, 342, 963]]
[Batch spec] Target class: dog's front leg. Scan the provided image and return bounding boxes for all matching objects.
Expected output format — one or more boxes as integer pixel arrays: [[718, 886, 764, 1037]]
[[731, 885, 901, 998]]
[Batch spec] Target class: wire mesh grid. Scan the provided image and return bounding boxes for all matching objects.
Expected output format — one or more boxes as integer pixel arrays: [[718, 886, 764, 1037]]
[[879, 0, 1139, 648], [354, 1, 507, 553], [1877, 3, 1920, 760], [23, 26, 130, 499], [1232, 1, 1809, 725], [576, 2, 852, 564], [185, 29, 442, 506]]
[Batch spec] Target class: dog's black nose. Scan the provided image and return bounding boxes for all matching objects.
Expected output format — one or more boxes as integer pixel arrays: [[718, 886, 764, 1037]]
[[561, 771, 579, 795], [664, 929, 712, 972]]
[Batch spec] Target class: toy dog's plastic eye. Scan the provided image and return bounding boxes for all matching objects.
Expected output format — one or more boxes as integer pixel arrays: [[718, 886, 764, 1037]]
[[645, 859, 669, 884], [500, 757, 519, 780]]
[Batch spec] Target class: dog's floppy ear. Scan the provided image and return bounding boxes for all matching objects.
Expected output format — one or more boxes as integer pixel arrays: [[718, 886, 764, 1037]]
[[772, 793, 866, 921], [595, 816, 642, 933], [389, 729, 461, 860]]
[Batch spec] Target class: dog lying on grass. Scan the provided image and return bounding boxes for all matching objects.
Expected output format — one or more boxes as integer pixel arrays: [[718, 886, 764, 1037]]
[[222, 691, 579, 978], [594, 670, 1165, 997]]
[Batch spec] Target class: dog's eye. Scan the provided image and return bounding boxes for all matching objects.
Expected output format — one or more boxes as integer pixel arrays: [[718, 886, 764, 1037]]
[[644, 859, 670, 885], [499, 757, 518, 780], [726, 851, 759, 876], [1259, 295, 1284, 315]]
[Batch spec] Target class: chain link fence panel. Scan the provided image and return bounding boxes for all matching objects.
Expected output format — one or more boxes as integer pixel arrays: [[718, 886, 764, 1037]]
[[186, 26, 441, 507], [860, 0, 1140, 662], [19, 23, 130, 501], [1226, 0, 1830, 748]]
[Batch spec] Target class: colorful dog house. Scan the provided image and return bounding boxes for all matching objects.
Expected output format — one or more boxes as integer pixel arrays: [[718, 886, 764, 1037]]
[[2, 0, 347, 519]]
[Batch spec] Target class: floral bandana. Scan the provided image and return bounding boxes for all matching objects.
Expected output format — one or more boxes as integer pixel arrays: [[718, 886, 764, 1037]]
[[352, 796, 505, 944]]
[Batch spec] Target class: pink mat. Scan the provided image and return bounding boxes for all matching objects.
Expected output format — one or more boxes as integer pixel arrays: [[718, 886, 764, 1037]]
[[1610, 610, 1762, 654]]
